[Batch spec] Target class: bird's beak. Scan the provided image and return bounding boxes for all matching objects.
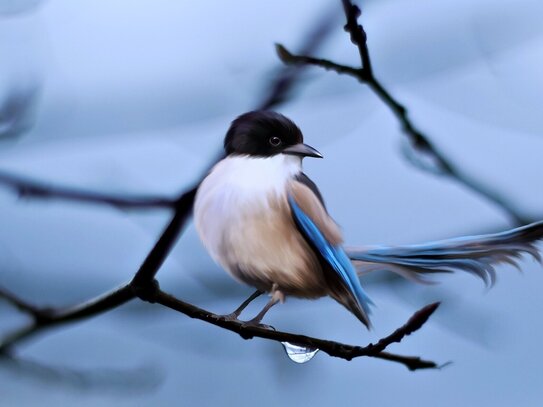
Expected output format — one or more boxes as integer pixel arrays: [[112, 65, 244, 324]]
[[282, 143, 323, 159]]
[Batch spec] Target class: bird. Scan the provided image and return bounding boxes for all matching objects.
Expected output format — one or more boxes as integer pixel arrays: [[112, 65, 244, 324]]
[[194, 110, 543, 329]]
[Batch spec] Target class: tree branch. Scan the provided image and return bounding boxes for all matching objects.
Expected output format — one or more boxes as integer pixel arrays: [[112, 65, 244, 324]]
[[0, 284, 135, 353], [152, 289, 441, 369], [131, 186, 198, 287], [1, 280, 440, 370], [0, 171, 177, 210], [276, 0, 531, 226], [0, 10, 335, 212], [257, 5, 338, 110]]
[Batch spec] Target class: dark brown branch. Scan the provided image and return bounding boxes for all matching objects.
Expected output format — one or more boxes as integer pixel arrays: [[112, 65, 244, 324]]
[[276, 45, 363, 78], [0, 171, 177, 210], [1, 281, 440, 369], [276, 0, 531, 226], [0, 11, 334, 211], [154, 289, 440, 369], [0, 284, 135, 353], [368, 302, 439, 353], [257, 6, 337, 110], [0, 286, 43, 315], [131, 186, 198, 286], [0, 181, 201, 353], [341, 0, 372, 75]]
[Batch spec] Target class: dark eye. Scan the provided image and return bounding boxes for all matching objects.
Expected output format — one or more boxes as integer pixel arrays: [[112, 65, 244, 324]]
[[269, 136, 282, 147]]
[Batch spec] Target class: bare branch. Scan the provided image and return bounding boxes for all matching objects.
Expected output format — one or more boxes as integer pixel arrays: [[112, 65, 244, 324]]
[[276, 44, 363, 78], [0, 171, 177, 210], [257, 6, 338, 110], [131, 186, 198, 286], [0, 284, 135, 354], [0, 280, 440, 370], [276, 0, 531, 226], [154, 289, 440, 369], [0, 11, 335, 211], [341, 0, 372, 75], [367, 302, 440, 353], [0, 286, 43, 315]]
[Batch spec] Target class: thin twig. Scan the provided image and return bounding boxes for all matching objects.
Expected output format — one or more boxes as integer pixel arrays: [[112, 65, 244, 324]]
[[0, 171, 176, 210], [0, 286, 42, 315], [257, 5, 338, 110], [366, 302, 440, 353], [0, 8, 336, 211], [0, 184, 199, 353], [276, 0, 531, 226], [0, 284, 135, 354], [0, 82, 39, 140]]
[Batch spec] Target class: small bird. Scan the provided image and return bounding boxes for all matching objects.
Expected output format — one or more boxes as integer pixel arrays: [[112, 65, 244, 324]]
[[194, 110, 543, 328]]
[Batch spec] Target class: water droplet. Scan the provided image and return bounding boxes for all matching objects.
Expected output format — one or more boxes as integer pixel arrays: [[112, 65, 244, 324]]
[[281, 342, 319, 364]]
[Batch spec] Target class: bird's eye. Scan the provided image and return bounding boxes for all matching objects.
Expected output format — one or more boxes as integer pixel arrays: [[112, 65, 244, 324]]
[[269, 136, 282, 147]]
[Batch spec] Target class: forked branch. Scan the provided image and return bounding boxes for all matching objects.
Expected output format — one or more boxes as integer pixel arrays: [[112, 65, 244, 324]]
[[0, 279, 440, 370], [276, 0, 530, 226]]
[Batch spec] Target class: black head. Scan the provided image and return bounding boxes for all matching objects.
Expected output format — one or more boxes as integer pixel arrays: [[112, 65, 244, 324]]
[[224, 111, 322, 158]]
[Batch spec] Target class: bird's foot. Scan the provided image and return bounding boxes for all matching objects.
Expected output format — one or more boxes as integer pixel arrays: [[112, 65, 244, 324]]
[[220, 312, 242, 322], [219, 290, 263, 322], [240, 318, 275, 331]]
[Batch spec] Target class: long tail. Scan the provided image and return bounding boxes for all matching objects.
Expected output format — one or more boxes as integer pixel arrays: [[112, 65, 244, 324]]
[[345, 221, 543, 286]]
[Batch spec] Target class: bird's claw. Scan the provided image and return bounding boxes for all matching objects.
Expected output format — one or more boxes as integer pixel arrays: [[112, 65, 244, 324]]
[[220, 312, 241, 322], [240, 319, 275, 331]]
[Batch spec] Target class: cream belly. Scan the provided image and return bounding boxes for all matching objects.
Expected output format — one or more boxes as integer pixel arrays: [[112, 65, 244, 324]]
[[194, 155, 326, 298]]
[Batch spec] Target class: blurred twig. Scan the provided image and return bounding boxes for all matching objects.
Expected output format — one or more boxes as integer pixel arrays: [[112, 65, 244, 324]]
[[0, 8, 337, 211], [276, 0, 531, 226], [0, 285, 135, 351], [0, 171, 177, 210], [0, 82, 40, 140], [257, 5, 338, 110]]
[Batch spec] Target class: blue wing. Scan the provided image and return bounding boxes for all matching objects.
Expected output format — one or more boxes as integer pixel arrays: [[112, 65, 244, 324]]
[[288, 194, 373, 324]]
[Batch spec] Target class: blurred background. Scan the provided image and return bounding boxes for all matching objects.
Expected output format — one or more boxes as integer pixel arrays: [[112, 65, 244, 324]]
[[1, 0, 543, 405]]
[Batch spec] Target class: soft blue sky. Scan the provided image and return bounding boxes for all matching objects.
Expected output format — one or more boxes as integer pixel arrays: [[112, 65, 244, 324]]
[[1, 1, 543, 405]]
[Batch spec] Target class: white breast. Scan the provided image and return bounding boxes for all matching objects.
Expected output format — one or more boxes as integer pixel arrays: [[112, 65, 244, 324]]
[[194, 154, 301, 264], [194, 154, 322, 294]]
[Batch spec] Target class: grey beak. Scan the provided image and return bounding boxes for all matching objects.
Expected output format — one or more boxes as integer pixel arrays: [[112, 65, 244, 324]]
[[282, 143, 323, 159]]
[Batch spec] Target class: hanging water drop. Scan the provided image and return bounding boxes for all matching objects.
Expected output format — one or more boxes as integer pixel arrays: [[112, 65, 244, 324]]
[[281, 342, 319, 364]]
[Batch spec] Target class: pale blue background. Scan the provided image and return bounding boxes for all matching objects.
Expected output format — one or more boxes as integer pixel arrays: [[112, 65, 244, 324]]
[[1, 0, 543, 405]]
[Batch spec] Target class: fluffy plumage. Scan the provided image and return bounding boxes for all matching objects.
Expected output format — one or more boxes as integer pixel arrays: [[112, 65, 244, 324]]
[[194, 154, 325, 297], [194, 110, 374, 327]]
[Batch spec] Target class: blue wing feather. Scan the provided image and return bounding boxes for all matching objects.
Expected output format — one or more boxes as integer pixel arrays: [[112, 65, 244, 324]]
[[288, 195, 373, 317]]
